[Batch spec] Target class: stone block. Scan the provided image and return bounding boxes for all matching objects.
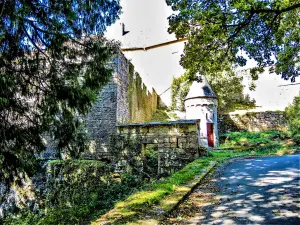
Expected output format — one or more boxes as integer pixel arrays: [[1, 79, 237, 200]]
[[179, 137, 187, 143], [179, 142, 186, 149], [163, 143, 171, 148], [187, 142, 198, 149], [158, 138, 164, 143], [169, 127, 179, 134], [122, 128, 129, 134], [188, 136, 198, 143], [149, 127, 155, 133], [170, 143, 177, 148], [141, 127, 149, 133], [158, 127, 170, 134], [158, 143, 164, 148], [163, 137, 169, 143], [146, 137, 154, 144], [169, 137, 177, 143], [188, 125, 197, 132], [130, 128, 136, 134]]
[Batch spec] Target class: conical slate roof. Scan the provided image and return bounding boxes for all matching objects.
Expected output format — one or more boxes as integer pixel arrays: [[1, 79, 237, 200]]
[[184, 75, 217, 100]]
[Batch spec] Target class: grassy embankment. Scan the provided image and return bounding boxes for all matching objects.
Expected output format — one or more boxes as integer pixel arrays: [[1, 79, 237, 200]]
[[94, 131, 299, 225], [5, 131, 298, 225]]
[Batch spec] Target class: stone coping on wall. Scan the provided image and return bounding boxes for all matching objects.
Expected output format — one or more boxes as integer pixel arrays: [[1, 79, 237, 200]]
[[218, 110, 287, 133], [116, 119, 200, 127], [228, 109, 285, 115]]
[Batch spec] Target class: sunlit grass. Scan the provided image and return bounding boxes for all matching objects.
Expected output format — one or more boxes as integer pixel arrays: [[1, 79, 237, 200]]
[[219, 130, 292, 148], [95, 157, 214, 224], [97, 136, 299, 224]]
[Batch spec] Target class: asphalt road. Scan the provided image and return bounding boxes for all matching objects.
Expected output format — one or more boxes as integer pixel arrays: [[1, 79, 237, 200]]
[[163, 155, 300, 225], [205, 155, 300, 224]]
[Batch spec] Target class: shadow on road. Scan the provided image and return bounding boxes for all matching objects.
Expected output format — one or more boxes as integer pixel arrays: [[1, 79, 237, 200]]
[[163, 155, 300, 225]]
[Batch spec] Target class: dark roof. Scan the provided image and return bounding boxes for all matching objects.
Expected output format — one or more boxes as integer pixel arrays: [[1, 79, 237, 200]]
[[116, 119, 200, 127], [185, 76, 217, 100]]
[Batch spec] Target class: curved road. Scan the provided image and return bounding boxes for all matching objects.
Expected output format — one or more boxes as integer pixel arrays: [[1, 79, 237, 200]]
[[165, 155, 300, 224]]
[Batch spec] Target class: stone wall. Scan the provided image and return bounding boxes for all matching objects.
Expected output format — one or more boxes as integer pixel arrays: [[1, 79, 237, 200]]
[[85, 81, 118, 157], [124, 60, 164, 123], [84, 52, 163, 158], [0, 160, 115, 221], [114, 120, 203, 175], [219, 111, 288, 133]]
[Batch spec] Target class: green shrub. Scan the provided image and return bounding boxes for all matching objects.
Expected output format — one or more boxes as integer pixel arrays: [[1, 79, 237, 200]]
[[151, 110, 170, 122], [3, 211, 40, 225], [219, 130, 290, 148], [143, 145, 159, 178], [285, 94, 300, 145], [3, 160, 145, 225]]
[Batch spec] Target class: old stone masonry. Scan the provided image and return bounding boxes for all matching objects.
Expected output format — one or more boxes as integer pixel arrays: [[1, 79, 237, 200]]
[[0, 50, 289, 219], [42, 52, 220, 169], [81, 54, 221, 171]]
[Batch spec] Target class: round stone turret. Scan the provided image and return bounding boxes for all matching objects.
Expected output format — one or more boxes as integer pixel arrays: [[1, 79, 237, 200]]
[[184, 75, 218, 147]]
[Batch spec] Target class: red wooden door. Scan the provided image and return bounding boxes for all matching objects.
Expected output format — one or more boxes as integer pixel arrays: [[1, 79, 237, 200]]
[[207, 123, 214, 147]]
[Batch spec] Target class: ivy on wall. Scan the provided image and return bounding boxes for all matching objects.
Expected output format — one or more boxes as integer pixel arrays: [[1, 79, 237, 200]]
[[151, 109, 170, 122], [285, 94, 300, 144], [127, 62, 135, 121], [171, 74, 192, 111], [127, 62, 161, 123]]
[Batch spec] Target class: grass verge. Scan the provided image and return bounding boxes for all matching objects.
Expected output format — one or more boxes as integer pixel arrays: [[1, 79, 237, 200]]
[[93, 142, 299, 225], [92, 157, 216, 225]]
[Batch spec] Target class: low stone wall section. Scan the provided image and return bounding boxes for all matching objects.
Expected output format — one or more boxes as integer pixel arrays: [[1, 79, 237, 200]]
[[115, 120, 203, 175], [219, 111, 288, 133]]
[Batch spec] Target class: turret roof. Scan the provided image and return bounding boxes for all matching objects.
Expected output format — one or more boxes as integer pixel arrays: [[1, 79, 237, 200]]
[[184, 75, 217, 100]]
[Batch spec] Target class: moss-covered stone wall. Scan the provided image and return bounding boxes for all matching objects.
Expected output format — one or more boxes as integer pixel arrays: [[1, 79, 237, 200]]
[[114, 120, 204, 176], [46, 160, 108, 209], [0, 161, 109, 220], [1, 160, 142, 224], [84, 53, 164, 158], [219, 111, 288, 133], [122, 61, 163, 123]]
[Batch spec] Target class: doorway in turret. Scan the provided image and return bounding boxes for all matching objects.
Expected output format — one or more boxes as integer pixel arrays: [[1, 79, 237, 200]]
[[207, 123, 214, 147]]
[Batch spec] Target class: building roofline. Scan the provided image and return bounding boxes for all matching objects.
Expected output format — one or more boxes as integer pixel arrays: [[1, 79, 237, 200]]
[[184, 95, 218, 101], [117, 119, 200, 127]]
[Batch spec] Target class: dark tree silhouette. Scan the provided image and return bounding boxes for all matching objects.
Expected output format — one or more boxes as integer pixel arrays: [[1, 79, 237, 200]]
[[0, 0, 121, 183]]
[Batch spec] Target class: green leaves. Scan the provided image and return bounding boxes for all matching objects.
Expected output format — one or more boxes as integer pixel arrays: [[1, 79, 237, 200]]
[[171, 70, 256, 113], [285, 94, 300, 144], [167, 0, 300, 82], [0, 0, 121, 183]]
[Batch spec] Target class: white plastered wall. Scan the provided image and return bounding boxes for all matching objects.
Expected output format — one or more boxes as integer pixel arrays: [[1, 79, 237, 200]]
[[185, 98, 219, 147]]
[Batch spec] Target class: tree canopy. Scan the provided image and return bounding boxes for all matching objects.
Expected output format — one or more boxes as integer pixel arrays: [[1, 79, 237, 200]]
[[166, 0, 300, 82], [285, 94, 300, 144], [0, 0, 121, 183], [171, 71, 256, 113]]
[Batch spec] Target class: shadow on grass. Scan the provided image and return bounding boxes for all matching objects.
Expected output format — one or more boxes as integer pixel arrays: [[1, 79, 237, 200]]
[[91, 160, 213, 225]]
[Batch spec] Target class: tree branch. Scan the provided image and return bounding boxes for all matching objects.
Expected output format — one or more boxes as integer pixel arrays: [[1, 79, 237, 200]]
[[248, 4, 300, 14], [229, 11, 255, 41]]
